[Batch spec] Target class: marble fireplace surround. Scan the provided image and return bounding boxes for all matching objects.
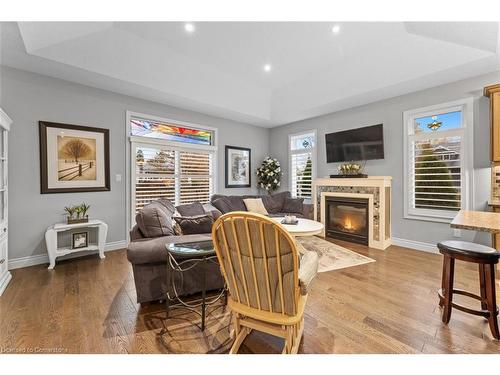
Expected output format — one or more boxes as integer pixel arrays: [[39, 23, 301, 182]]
[[313, 176, 392, 250]]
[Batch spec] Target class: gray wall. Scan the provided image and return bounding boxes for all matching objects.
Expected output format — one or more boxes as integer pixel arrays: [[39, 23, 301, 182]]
[[269, 70, 500, 247], [0, 66, 270, 261], [2, 64, 499, 262]]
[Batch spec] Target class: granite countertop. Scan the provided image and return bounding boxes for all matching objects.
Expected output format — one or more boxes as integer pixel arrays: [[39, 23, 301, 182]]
[[450, 210, 500, 233]]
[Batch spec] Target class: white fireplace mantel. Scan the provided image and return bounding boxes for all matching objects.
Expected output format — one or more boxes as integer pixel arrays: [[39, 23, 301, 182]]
[[313, 176, 392, 250]]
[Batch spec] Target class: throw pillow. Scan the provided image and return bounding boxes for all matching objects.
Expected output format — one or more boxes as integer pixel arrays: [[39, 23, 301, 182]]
[[282, 197, 304, 215], [135, 199, 176, 238], [211, 197, 233, 214], [176, 202, 206, 217], [261, 191, 291, 213], [243, 198, 269, 215], [173, 214, 214, 235]]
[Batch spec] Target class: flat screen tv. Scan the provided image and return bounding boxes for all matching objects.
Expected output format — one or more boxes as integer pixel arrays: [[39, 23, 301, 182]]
[[325, 124, 384, 163]]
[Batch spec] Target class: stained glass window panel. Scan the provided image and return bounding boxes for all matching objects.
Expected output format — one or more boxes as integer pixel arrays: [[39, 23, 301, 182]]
[[131, 118, 213, 145], [413, 111, 462, 133]]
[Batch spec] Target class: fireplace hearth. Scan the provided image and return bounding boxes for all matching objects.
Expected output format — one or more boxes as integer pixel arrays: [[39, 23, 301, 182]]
[[325, 196, 369, 245]]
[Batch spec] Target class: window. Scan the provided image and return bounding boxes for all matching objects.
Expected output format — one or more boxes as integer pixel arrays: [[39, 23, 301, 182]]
[[403, 99, 473, 222], [289, 130, 316, 199], [129, 113, 216, 219]]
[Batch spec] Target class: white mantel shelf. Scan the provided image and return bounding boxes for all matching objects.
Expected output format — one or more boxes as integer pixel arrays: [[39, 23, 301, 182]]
[[315, 176, 392, 184], [313, 176, 392, 250]]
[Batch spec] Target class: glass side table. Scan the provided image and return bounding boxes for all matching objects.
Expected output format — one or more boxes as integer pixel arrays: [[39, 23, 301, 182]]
[[162, 240, 226, 332]]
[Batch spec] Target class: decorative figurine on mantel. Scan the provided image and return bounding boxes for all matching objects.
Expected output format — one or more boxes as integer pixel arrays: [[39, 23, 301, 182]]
[[337, 161, 367, 177], [64, 203, 91, 224]]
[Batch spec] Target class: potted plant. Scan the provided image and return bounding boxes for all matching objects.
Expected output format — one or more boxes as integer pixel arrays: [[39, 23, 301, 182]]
[[65, 203, 90, 224], [256, 157, 282, 194]]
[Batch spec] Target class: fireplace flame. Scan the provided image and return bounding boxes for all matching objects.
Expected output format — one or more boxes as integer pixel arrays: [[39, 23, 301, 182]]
[[344, 217, 353, 230]]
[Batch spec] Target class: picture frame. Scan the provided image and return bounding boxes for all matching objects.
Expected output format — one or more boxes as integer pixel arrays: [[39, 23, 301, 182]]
[[225, 145, 251, 188], [72, 231, 89, 249], [39, 121, 110, 194]]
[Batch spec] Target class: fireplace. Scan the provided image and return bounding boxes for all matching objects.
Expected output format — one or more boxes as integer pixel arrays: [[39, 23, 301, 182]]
[[325, 196, 369, 245]]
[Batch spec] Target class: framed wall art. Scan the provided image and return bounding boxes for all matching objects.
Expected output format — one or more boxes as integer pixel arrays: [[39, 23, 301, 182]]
[[72, 231, 89, 249], [39, 121, 110, 193], [225, 145, 251, 188]]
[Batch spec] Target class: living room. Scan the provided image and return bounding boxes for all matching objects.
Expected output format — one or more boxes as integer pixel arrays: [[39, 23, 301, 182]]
[[1, 0, 500, 372]]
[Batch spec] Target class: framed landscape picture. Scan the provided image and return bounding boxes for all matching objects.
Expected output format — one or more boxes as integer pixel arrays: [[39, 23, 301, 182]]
[[39, 121, 110, 194], [225, 145, 251, 188]]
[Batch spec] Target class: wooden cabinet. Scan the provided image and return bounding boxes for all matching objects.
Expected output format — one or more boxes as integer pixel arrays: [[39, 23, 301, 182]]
[[0, 108, 11, 296], [491, 205, 500, 249], [484, 84, 500, 162]]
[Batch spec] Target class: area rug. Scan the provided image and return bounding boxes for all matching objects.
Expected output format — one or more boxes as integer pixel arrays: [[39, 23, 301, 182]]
[[296, 236, 375, 273]]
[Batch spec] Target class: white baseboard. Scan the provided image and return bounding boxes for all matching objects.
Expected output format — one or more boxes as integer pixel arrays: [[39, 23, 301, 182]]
[[8, 240, 128, 270], [0, 271, 12, 296], [392, 237, 439, 254]]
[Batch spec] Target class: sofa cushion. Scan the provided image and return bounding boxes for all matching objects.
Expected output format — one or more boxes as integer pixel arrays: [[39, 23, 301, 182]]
[[243, 198, 269, 215], [283, 197, 304, 215], [127, 233, 212, 265], [176, 202, 206, 217], [135, 199, 175, 238], [173, 214, 214, 235], [261, 191, 291, 213]]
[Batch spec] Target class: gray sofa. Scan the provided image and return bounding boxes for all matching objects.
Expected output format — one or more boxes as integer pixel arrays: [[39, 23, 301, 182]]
[[126, 192, 312, 304], [210, 191, 313, 219]]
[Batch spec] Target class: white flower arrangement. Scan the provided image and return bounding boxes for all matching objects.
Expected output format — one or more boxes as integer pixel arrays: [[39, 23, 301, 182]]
[[256, 157, 282, 193]]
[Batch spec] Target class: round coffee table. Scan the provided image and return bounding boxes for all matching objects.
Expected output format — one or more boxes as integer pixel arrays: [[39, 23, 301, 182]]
[[271, 217, 324, 237]]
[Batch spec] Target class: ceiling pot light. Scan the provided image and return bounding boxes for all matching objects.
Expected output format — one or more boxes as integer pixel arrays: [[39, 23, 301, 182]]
[[184, 23, 195, 33], [332, 25, 341, 34], [263, 64, 272, 72]]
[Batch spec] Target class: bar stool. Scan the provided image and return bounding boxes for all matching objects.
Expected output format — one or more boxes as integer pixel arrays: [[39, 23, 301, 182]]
[[437, 240, 500, 340]]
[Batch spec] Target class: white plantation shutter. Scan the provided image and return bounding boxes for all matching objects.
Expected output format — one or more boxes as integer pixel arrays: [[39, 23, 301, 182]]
[[133, 144, 214, 214], [411, 135, 462, 211], [404, 99, 473, 222], [179, 151, 212, 204], [289, 131, 316, 199], [291, 152, 313, 198]]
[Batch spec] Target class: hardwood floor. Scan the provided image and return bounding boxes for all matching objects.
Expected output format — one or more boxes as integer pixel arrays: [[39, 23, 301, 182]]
[[1, 240, 499, 354]]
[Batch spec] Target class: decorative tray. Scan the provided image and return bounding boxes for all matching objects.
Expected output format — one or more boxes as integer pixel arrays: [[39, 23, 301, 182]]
[[281, 219, 299, 225]]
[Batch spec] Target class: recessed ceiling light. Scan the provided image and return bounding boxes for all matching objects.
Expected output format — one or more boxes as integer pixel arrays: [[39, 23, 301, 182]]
[[332, 25, 341, 34], [184, 23, 195, 33], [263, 64, 272, 73]]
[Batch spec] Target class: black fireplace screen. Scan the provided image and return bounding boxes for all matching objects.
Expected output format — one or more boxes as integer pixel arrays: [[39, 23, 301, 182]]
[[325, 196, 369, 245]]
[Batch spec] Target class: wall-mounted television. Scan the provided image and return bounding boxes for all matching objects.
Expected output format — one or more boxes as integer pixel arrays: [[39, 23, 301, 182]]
[[325, 124, 385, 163]]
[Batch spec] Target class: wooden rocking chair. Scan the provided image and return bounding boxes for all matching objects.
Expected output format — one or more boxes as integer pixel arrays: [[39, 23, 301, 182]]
[[211, 212, 318, 354]]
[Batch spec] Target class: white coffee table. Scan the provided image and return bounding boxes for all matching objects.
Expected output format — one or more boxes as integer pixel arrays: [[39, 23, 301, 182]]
[[271, 217, 324, 237]]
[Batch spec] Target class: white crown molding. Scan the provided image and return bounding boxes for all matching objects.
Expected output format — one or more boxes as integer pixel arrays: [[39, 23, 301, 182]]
[[8, 240, 127, 270]]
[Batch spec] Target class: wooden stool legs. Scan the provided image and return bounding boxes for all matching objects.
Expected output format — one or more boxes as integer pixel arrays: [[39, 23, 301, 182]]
[[441, 255, 455, 324], [483, 264, 500, 340], [479, 264, 488, 311], [439, 256, 500, 340]]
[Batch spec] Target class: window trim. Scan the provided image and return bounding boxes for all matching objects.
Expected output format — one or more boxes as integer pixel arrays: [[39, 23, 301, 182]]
[[126, 111, 218, 231], [288, 129, 317, 200], [403, 98, 474, 223]]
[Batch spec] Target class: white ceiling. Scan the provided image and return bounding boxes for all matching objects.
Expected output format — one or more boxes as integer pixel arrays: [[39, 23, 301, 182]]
[[1, 21, 499, 127]]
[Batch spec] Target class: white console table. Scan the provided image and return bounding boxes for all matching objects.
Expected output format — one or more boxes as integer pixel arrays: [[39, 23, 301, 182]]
[[45, 220, 108, 269]]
